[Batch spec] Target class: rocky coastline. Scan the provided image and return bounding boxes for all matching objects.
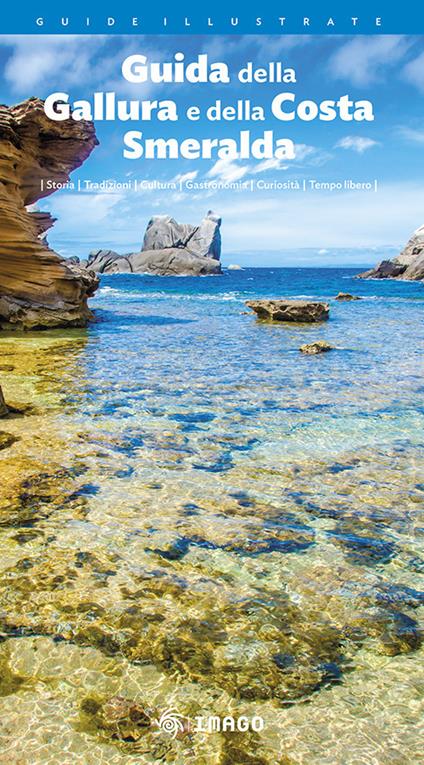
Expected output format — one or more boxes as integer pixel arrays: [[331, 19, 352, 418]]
[[0, 98, 99, 330], [358, 224, 424, 281]]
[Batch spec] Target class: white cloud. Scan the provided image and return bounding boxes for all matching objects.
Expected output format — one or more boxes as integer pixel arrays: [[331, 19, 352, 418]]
[[0, 35, 161, 97], [171, 170, 198, 183], [335, 136, 379, 154], [329, 36, 412, 86], [206, 143, 329, 180], [44, 178, 424, 259], [398, 126, 424, 144], [403, 51, 424, 93], [0, 36, 105, 93], [45, 192, 123, 229], [207, 157, 249, 183], [214, 181, 424, 250], [293, 144, 316, 161], [253, 158, 288, 173], [254, 35, 312, 55], [251, 144, 326, 172], [201, 34, 311, 62], [293, 143, 331, 165]]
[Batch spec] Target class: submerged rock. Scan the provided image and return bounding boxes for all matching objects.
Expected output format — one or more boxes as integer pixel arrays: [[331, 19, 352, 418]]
[[348, 608, 421, 656], [358, 224, 424, 281], [80, 694, 152, 743], [0, 98, 99, 329], [86, 211, 222, 276], [0, 431, 19, 450], [335, 292, 361, 301], [327, 523, 396, 565], [299, 341, 333, 354], [246, 300, 330, 323], [0, 386, 8, 417], [0, 649, 26, 697], [0, 464, 89, 528]]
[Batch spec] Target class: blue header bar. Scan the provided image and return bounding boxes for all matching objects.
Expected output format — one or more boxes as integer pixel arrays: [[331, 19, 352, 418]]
[[0, 2, 421, 35]]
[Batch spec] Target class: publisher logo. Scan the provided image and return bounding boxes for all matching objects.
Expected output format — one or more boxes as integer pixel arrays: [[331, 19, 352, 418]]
[[154, 709, 264, 736], [156, 708, 185, 738]]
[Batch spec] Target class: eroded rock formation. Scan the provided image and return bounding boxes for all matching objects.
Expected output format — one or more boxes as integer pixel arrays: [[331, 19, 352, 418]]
[[84, 211, 222, 276], [246, 299, 330, 322], [0, 97, 99, 329], [299, 341, 333, 354], [358, 224, 424, 281], [335, 292, 361, 301]]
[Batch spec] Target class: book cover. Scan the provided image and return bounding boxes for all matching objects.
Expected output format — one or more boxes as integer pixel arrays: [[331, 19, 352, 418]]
[[0, 3, 422, 763]]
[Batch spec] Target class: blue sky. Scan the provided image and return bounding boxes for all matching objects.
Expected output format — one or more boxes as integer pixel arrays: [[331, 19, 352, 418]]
[[1, 33, 424, 265]]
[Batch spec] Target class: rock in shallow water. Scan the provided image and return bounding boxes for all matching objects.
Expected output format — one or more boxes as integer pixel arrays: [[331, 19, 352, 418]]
[[348, 608, 421, 656], [335, 292, 361, 301], [80, 694, 151, 742], [0, 386, 8, 417], [299, 341, 333, 354], [246, 299, 330, 323], [0, 431, 19, 450]]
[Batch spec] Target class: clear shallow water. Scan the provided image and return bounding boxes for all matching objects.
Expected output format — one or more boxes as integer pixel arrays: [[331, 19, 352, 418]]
[[0, 268, 423, 764]]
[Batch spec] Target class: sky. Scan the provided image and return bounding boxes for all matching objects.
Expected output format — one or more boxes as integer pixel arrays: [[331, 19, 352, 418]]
[[1, 33, 424, 265]]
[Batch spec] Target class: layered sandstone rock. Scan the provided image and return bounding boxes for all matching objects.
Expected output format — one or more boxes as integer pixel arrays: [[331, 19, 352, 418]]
[[358, 224, 424, 281], [85, 211, 222, 276], [246, 299, 330, 322], [0, 97, 99, 329]]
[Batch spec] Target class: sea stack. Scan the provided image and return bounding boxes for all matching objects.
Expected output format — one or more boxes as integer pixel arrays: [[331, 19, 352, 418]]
[[84, 211, 222, 276], [0, 98, 99, 329]]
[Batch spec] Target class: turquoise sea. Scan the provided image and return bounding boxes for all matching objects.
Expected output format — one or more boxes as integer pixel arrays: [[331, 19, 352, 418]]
[[0, 267, 423, 764]]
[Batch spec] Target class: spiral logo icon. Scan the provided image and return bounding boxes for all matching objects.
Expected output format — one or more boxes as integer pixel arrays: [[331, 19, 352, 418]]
[[156, 708, 185, 738]]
